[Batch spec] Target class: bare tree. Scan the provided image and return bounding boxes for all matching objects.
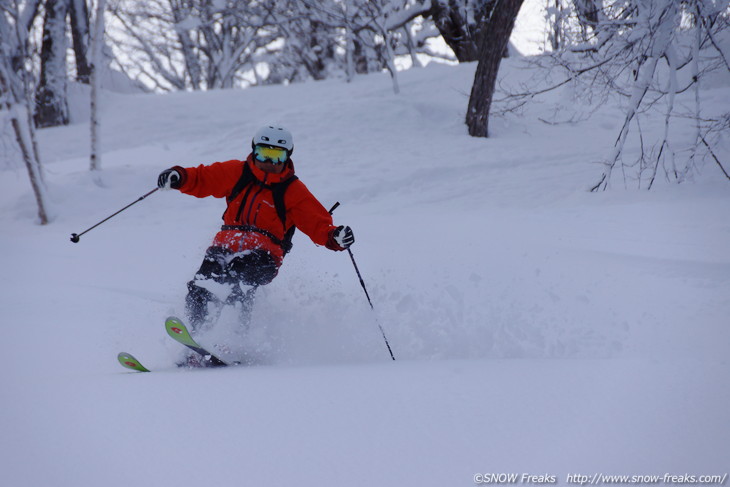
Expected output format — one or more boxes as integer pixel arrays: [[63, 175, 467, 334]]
[[428, 0, 502, 62], [280, 0, 440, 91], [35, 0, 71, 128], [264, 1, 342, 83], [109, 0, 273, 91], [89, 0, 106, 176], [572, 0, 599, 36], [364, 0, 405, 93], [34, 0, 95, 126], [69, 0, 91, 83], [168, 0, 203, 90], [496, 0, 730, 189], [108, 0, 443, 91], [1, 0, 42, 161], [465, 0, 524, 137], [1, 1, 51, 224], [108, 0, 191, 91]]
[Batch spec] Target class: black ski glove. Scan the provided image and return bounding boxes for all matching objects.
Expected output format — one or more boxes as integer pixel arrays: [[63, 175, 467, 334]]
[[158, 168, 182, 190], [327, 225, 355, 251]]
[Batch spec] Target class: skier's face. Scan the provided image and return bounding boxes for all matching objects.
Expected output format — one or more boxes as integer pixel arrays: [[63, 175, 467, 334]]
[[253, 144, 288, 174], [255, 158, 286, 174]]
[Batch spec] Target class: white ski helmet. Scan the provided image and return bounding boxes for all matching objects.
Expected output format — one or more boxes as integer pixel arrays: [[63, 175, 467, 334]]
[[252, 125, 294, 152]]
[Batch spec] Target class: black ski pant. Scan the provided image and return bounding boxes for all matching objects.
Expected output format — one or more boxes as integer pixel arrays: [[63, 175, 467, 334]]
[[185, 246, 278, 332]]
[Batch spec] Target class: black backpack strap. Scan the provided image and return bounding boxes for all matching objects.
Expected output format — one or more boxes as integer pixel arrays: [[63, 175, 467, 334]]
[[271, 175, 299, 254], [271, 175, 298, 227], [228, 163, 254, 203]]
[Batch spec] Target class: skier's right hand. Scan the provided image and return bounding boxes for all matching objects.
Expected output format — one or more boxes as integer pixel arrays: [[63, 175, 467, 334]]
[[158, 168, 181, 190]]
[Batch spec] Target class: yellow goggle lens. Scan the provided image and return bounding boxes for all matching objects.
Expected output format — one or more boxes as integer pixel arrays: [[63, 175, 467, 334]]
[[254, 144, 288, 164]]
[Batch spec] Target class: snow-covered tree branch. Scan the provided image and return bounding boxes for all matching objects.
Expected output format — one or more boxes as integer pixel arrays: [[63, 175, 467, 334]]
[[497, 0, 730, 190], [107, 0, 445, 92]]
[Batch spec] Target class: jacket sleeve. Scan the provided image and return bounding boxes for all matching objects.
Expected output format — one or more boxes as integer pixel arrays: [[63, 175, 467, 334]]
[[285, 180, 336, 247], [176, 160, 242, 199]]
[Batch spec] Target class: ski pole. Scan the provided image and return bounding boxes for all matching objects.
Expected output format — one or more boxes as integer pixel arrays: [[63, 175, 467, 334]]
[[328, 202, 396, 361], [347, 247, 396, 360], [70, 187, 159, 243]]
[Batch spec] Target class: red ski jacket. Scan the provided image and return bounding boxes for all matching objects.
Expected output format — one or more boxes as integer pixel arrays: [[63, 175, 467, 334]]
[[173, 155, 337, 264]]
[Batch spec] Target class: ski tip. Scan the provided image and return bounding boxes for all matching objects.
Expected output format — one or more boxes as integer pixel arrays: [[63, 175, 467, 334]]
[[165, 315, 184, 328], [164, 316, 198, 347], [117, 352, 151, 372]]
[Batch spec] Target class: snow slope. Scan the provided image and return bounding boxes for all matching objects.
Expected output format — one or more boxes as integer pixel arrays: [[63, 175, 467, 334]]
[[1, 60, 729, 486]]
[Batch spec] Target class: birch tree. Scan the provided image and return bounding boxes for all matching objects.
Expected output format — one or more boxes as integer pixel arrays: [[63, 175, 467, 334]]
[[69, 0, 91, 83], [89, 0, 106, 176], [1, 1, 51, 224], [35, 0, 70, 127]]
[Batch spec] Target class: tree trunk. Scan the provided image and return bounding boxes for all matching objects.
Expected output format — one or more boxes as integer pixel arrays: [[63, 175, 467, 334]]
[[69, 0, 91, 83], [12, 109, 51, 224], [35, 0, 70, 128], [0, 63, 51, 224], [429, 0, 478, 62], [429, 0, 502, 63], [9, 0, 43, 76], [90, 0, 107, 175], [171, 1, 202, 90], [465, 0, 524, 138], [573, 0, 601, 33]]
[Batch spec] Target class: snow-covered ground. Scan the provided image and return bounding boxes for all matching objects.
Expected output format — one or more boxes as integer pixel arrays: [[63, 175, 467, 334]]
[[1, 59, 729, 486]]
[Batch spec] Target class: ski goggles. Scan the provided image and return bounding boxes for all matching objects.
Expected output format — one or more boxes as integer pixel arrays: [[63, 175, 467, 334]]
[[254, 144, 289, 164]]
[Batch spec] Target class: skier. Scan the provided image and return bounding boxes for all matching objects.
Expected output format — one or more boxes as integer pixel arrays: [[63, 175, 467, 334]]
[[157, 124, 355, 344]]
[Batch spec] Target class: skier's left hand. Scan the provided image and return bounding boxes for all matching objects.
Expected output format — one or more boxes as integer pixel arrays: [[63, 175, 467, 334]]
[[327, 225, 354, 251]]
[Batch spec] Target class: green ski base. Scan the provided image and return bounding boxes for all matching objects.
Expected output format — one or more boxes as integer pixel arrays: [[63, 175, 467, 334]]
[[116, 317, 229, 372], [118, 352, 150, 372], [165, 316, 228, 367]]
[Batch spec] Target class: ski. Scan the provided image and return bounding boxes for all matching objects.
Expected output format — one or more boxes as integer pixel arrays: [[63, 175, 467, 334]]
[[116, 317, 229, 372], [117, 352, 151, 372], [165, 316, 229, 367]]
